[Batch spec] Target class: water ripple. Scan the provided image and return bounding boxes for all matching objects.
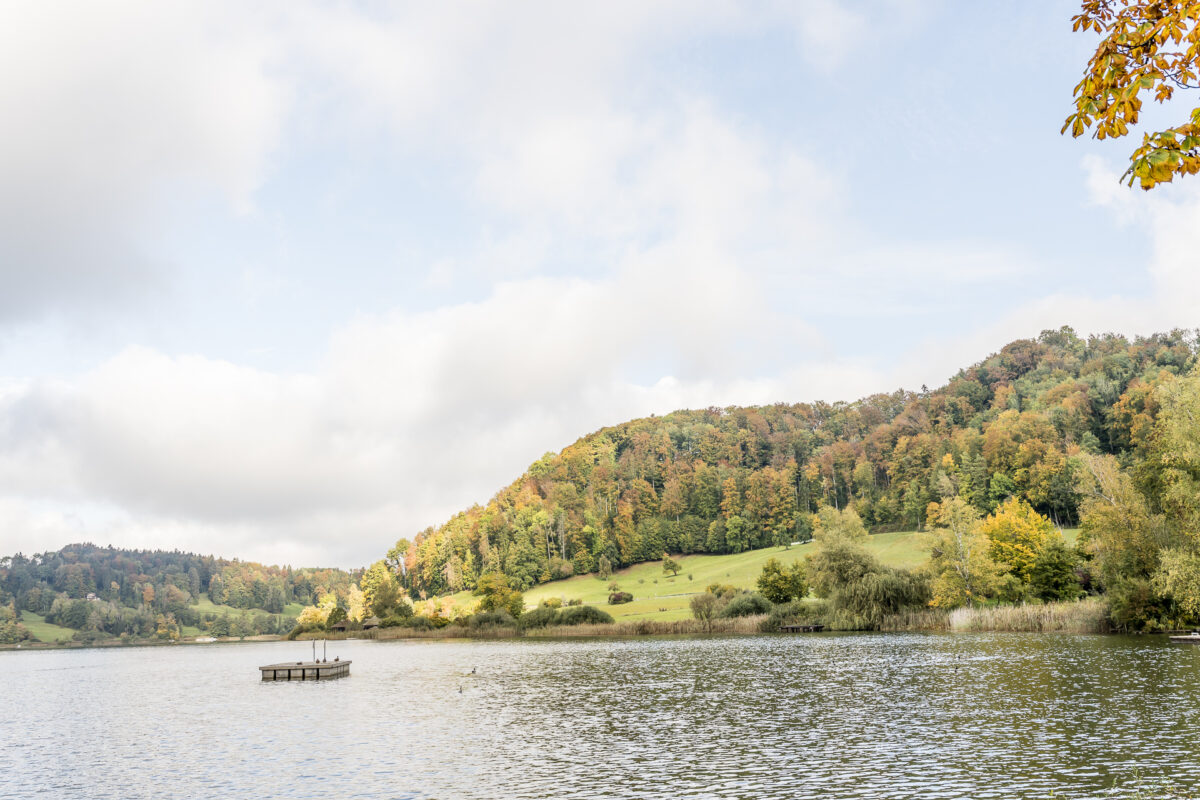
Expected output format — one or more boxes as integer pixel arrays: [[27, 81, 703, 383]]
[[2, 634, 1200, 799]]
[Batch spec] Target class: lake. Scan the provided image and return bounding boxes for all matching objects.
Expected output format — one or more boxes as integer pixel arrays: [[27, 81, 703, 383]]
[[3, 633, 1199, 799]]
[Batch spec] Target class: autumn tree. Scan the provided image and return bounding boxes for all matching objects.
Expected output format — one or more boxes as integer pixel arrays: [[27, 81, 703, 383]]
[[361, 560, 403, 618], [1065, 1, 1200, 189], [473, 572, 524, 618], [979, 498, 1058, 583], [925, 497, 1003, 608]]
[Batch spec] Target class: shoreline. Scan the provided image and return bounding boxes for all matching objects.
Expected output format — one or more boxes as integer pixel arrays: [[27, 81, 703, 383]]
[[0, 598, 1132, 651]]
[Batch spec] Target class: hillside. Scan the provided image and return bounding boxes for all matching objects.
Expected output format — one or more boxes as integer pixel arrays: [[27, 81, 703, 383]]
[[430, 531, 930, 622], [389, 327, 1198, 600], [0, 543, 353, 644]]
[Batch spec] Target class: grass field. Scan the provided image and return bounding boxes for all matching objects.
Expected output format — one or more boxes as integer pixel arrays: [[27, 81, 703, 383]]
[[193, 595, 299, 618], [427, 530, 932, 623], [20, 611, 77, 643]]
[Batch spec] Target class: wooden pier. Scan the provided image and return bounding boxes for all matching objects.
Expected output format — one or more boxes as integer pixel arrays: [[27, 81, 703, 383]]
[[259, 660, 352, 680], [780, 624, 825, 633], [1169, 633, 1200, 645]]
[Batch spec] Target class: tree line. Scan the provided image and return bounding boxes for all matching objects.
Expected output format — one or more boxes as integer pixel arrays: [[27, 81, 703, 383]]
[[380, 327, 1200, 631], [0, 543, 354, 643]]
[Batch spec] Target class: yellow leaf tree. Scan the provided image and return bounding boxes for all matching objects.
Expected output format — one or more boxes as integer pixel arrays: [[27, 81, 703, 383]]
[[1065, 1, 1200, 189], [980, 497, 1057, 582], [926, 497, 1003, 608]]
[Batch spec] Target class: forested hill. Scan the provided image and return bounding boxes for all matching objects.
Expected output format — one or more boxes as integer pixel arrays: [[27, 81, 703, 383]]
[[393, 327, 1199, 599], [0, 543, 353, 643]]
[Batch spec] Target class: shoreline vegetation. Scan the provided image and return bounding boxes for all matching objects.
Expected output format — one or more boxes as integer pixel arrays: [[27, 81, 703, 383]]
[[288, 597, 1112, 642], [0, 597, 1117, 651]]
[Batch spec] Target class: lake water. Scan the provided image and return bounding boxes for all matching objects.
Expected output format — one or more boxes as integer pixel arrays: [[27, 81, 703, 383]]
[[3, 633, 1200, 799]]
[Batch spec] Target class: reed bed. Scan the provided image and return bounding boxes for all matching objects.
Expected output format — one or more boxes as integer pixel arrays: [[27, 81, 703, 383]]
[[339, 615, 770, 641], [948, 597, 1108, 634], [877, 608, 950, 632], [524, 615, 767, 638]]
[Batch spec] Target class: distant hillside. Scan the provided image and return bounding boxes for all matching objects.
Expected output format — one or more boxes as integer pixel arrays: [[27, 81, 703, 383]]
[[0, 543, 353, 644], [391, 327, 1198, 599]]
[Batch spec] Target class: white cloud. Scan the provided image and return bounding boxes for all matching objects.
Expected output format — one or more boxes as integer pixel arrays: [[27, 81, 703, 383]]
[[0, 2, 287, 324], [5, 0, 1141, 571]]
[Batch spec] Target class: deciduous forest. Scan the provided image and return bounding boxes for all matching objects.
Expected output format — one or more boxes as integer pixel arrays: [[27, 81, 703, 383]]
[[385, 327, 1200, 630]]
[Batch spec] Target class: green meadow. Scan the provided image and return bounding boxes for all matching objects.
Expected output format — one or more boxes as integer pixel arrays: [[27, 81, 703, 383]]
[[431, 530, 933, 622], [19, 612, 77, 644]]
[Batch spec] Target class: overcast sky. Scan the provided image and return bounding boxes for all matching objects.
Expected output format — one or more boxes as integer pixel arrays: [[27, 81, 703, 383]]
[[2, 1, 1198, 568]]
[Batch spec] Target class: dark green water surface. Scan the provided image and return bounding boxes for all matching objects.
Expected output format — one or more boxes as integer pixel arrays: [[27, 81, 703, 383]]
[[3, 632, 1199, 799]]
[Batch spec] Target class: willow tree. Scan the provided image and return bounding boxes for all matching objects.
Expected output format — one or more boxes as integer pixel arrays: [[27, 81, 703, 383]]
[[1065, 1, 1200, 188]]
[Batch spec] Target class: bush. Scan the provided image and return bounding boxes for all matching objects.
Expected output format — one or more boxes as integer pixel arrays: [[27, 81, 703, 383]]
[[557, 605, 614, 625], [286, 620, 325, 640], [405, 616, 437, 631], [469, 610, 516, 629], [565, 598, 583, 606], [380, 613, 425, 628], [719, 592, 773, 618], [690, 592, 720, 626], [608, 591, 633, 605], [540, 597, 563, 609], [517, 606, 559, 630]]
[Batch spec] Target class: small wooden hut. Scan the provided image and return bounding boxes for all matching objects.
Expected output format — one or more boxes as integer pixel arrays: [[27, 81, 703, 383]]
[[362, 616, 381, 630]]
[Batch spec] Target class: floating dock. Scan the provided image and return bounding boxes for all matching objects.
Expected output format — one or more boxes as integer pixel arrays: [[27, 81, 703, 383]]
[[1169, 633, 1200, 645], [259, 660, 352, 680], [780, 624, 825, 633]]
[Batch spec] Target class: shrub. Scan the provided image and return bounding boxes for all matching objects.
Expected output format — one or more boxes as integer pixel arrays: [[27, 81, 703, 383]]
[[469, 610, 516, 629], [286, 620, 325, 640], [540, 597, 563, 609], [517, 606, 559, 630], [405, 616, 436, 631], [719, 592, 773, 618], [557, 605, 614, 625], [548, 557, 574, 580], [690, 592, 720, 627], [608, 591, 633, 605], [566, 598, 583, 606]]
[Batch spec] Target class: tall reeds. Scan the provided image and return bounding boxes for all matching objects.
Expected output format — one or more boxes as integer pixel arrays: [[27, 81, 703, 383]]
[[947, 597, 1108, 634]]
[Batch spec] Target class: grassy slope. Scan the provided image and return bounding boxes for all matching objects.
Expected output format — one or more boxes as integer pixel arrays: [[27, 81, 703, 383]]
[[20, 611, 77, 643], [192, 595, 302, 618], [433, 530, 932, 622]]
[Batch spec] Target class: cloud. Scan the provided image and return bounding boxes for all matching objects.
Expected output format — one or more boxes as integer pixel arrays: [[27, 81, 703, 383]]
[[0, 2, 286, 324], [3, 1, 1130, 571]]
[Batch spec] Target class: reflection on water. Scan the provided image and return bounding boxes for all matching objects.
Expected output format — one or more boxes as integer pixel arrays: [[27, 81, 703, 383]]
[[3, 633, 1199, 799]]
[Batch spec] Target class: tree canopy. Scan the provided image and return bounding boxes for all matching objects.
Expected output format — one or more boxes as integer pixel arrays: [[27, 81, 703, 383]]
[[1065, 0, 1200, 189]]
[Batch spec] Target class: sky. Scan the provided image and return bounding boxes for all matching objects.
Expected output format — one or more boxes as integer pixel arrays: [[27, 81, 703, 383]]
[[2, 1, 1199, 569]]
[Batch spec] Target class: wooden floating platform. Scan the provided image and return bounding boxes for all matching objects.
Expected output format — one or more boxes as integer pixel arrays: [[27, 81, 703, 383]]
[[780, 624, 825, 633], [259, 660, 352, 680], [1169, 634, 1200, 645]]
